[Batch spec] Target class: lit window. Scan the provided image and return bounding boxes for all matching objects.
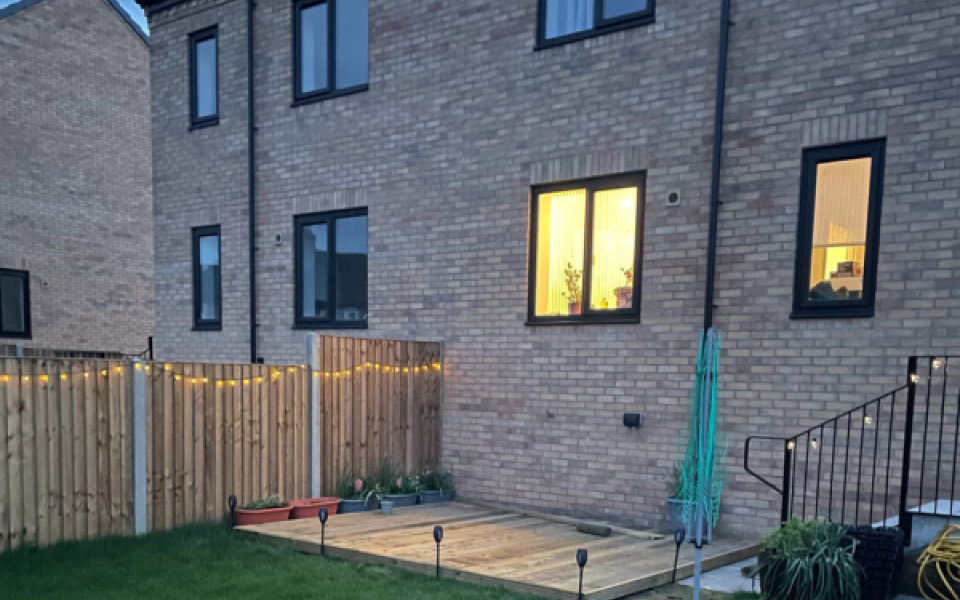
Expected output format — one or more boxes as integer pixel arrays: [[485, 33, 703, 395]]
[[189, 27, 218, 128], [295, 209, 368, 328], [529, 174, 644, 324], [793, 140, 885, 319], [539, 0, 654, 47], [192, 225, 221, 330], [0, 269, 30, 338], [294, 0, 369, 104]]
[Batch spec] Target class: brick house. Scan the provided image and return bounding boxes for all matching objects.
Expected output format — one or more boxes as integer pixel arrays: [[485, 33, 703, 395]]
[[0, 0, 155, 355], [137, 0, 960, 534]]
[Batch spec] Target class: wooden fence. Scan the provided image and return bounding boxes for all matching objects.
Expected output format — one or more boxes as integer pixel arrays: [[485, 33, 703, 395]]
[[0, 335, 443, 552]]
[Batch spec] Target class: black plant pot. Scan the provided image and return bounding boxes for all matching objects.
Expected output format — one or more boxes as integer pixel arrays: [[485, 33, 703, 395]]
[[841, 525, 904, 600]]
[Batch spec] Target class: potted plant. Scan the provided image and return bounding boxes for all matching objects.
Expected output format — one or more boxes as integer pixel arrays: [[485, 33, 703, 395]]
[[617, 267, 633, 309], [336, 471, 376, 514], [758, 519, 861, 600], [369, 459, 419, 508], [419, 469, 455, 504], [364, 483, 392, 515], [235, 495, 291, 526], [289, 496, 341, 519], [563, 263, 582, 315]]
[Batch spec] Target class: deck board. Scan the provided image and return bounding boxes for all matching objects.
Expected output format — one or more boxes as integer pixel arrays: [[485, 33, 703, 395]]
[[237, 502, 759, 600]]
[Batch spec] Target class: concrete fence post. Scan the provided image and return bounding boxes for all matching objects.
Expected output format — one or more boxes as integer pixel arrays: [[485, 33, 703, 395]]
[[132, 358, 148, 534], [305, 333, 321, 498]]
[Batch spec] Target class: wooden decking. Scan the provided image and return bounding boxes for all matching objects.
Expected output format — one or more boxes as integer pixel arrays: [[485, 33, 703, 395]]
[[237, 502, 760, 600]]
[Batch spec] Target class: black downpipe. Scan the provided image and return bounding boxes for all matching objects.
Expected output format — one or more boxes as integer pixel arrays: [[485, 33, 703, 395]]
[[247, 0, 258, 363], [703, 0, 732, 331]]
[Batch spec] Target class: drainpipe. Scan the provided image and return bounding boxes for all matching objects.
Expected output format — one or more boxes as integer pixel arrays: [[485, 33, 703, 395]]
[[703, 0, 732, 331], [247, 0, 259, 363]]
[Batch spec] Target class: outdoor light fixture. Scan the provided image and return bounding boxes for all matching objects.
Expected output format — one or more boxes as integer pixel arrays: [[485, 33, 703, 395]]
[[433, 526, 444, 578], [228, 495, 237, 527], [672, 528, 686, 583], [576, 548, 588, 600], [319, 508, 329, 556]]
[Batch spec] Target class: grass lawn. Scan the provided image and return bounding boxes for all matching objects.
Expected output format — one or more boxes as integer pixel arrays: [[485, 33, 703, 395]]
[[0, 523, 760, 600]]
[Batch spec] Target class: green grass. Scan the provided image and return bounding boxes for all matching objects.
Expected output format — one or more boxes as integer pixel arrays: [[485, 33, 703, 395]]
[[0, 523, 761, 600]]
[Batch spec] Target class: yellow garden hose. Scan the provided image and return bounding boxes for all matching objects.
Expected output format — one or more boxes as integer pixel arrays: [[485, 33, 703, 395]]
[[918, 525, 960, 600]]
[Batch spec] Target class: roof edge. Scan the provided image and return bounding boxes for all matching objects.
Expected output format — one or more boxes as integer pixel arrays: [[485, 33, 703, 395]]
[[0, 0, 149, 45], [135, 0, 191, 16]]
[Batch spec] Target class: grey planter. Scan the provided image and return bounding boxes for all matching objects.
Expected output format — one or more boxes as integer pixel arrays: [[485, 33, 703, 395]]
[[420, 489, 456, 504], [380, 500, 394, 515], [383, 493, 417, 508], [339, 498, 376, 513]]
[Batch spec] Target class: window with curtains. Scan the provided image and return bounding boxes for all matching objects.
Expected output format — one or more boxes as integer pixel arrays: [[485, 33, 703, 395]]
[[0, 269, 30, 338], [294, 208, 368, 328], [293, 0, 369, 105], [538, 0, 654, 48], [792, 140, 886, 319], [192, 225, 222, 330], [528, 174, 644, 325], [189, 26, 218, 128]]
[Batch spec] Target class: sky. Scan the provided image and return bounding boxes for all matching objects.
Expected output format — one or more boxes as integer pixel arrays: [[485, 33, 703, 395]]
[[0, 0, 149, 33]]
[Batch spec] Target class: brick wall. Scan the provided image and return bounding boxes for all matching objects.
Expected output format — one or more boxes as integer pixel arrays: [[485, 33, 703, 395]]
[[0, 0, 154, 355], [146, 0, 960, 535]]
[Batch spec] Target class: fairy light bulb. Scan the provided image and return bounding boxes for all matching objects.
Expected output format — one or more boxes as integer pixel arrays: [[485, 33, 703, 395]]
[[864, 415, 873, 425], [933, 359, 943, 370], [811, 438, 819, 450]]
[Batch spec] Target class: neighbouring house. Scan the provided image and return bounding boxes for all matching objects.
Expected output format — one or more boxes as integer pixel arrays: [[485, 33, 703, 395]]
[[136, 0, 960, 535], [0, 0, 154, 356]]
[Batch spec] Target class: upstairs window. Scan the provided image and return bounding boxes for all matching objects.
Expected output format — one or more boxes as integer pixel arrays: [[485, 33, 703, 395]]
[[295, 209, 368, 328], [528, 174, 644, 325], [294, 0, 369, 104], [192, 226, 222, 330], [538, 0, 654, 48], [0, 269, 30, 339], [792, 139, 886, 319], [189, 26, 219, 128]]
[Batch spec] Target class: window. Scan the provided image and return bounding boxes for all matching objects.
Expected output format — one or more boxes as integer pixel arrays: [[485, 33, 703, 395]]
[[0, 269, 30, 338], [538, 0, 654, 48], [295, 209, 368, 328], [190, 26, 218, 128], [293, 0, 369, 105], [192, 226, 222, 330], [528, 174, 644, 325], [792, 139, 885, 319]]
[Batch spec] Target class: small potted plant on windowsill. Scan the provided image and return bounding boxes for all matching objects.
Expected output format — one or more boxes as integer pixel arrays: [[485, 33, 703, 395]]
[[419, 469, 455, 504], [564, 263, 582, 316], [617, 267, 634, 309], [336, 471, 376, 514], [235, 495, 291, 526]]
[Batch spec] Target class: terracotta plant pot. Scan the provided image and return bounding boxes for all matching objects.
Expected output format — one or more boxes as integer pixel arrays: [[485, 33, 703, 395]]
[[235, 505, 292, 526], [289, 497, 341, 519], [568, 302, 581, 316]]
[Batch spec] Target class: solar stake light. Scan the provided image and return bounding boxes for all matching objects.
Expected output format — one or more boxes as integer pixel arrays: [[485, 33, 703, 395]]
[[228, 495, 237, 527], [319, 508, 329, 556], [576, 548, 588, 600], [433, 526, 444, 578], [672, 528, 686, 583]]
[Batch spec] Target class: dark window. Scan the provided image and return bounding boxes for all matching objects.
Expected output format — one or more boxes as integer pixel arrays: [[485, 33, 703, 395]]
[[538, 0, 654, 48], [192, 226, 222, 330], [792, 139, 886, 319], [190, 26, 219, 128], [0, 269, 30, 339], [295, 208, 368, 328], [528, 173, 645, 325], [293, 0, 369, 105]]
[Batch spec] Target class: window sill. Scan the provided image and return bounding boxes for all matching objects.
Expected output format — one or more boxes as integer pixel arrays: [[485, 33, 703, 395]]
[[525, 315, 641, 327], [192, 323, 222, 331], [535, 13, 655, 51], [0, 332, 31, 339], [292, 322, 368, 330], [789, 308, 875, 320], [189, 118, 219, 131], [292, 84, 369, 108]]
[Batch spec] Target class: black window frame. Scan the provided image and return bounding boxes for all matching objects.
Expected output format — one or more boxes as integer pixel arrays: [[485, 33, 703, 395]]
[[791, 139, 886, 320], [192, 225, 222, 331], [536, 0, 656, 49], [526, 172, 645, 326], [293, 207, 369, 329], [0, 268, 31, 339], [292, 0, 370, 107], [189, 26, 219, 129]]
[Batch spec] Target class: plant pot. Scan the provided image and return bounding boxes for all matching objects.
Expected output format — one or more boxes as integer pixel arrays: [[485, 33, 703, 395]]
[[616, 287, 633, 309], [383, 493, 418, 508], [568, 302, 581, 316], [289, 497, 341, 519], [666, 497, 688, 531], [235, 506, 292, 526], [338, 497, 377, 514], [381, 500, 394, 515], [420, 489, 456, 504]]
